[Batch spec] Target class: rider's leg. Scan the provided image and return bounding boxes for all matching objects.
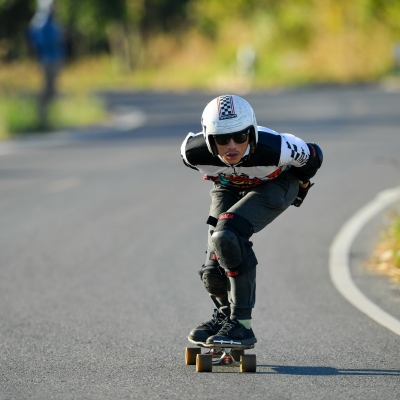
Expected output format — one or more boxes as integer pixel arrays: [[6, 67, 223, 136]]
[[202, 186, 241, 311], [226, 172, 299, 320], [188, 187, 239, 341], [207, 171, 298, 345]]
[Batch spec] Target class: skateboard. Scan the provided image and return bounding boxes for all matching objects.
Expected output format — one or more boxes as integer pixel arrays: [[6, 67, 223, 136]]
[[186, 338, 257, 372]]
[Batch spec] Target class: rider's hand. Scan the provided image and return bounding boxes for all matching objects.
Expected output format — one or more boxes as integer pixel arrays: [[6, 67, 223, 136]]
[[292, 181, 314, 207]]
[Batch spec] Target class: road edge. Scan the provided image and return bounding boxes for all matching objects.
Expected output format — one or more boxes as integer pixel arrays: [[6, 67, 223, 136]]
[[329, 186, 400, 336], [0, 108, 146, 156]]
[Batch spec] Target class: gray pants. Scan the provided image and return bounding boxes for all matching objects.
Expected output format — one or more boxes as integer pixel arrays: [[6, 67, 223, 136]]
[[206, 170, 299, 320], [38, 61, 63, 127]]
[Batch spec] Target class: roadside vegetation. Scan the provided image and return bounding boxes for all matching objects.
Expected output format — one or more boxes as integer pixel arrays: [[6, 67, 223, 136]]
[[1, 0, 400, 138], [0, 91, 104, 140], [369, 212, 400, 284], [0, 60, 106, 139]]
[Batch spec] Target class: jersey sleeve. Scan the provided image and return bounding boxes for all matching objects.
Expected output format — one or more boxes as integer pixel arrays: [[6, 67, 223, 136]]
[[181, 132, 195, 166], [181, 131, 219, 171], [279, 133, 310, 167], [279, 134, 323, 182], [180, 132, 200, 170]]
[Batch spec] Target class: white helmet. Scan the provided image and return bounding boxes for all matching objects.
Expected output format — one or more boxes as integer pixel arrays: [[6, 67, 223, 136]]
[[201, 95, 258, 156]]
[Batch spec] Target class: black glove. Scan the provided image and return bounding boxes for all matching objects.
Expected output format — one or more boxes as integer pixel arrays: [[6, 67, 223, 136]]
[[292, 182, 314, 207]]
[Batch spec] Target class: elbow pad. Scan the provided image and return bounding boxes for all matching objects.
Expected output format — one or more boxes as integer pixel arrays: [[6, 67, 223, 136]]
[[308, 142, 323, 168], [295, 142, 323, 182]]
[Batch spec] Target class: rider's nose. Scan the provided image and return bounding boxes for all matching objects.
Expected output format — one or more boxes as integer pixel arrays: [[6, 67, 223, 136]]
[[226, 138, 236, 148]]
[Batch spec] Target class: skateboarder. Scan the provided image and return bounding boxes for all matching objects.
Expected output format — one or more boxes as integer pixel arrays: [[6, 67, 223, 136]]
[[181, 95, 323, 346]]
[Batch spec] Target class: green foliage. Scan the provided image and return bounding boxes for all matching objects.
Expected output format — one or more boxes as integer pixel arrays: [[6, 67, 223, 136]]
[[0, 0, 36, 59], [0, 96, 40, 136], [1, 0, 400, 86], [48, 94, 105, 129], [60, 0, 126, 34], [2, 0, 400, 60], [142, 0, 191, 32], [190, 0, 399, 48], [0, 94, 105, 137]]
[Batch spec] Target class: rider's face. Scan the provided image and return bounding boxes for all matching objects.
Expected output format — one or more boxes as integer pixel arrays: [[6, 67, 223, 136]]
[[215, 136, 249, 165]]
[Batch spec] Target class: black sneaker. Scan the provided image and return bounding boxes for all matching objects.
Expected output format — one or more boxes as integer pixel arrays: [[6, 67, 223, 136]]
[[188, 309, 228, 343], [206, 318, 257, 347]]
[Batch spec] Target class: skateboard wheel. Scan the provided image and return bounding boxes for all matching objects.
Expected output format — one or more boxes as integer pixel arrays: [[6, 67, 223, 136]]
[[196, 354, 212, 372], [231, 349, 245, 361], [240, 354, 257, 373], [185, 347, 201, 365]]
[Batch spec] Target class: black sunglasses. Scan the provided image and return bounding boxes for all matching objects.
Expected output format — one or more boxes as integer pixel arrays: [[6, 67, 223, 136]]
[[213, 131, 249, 145]]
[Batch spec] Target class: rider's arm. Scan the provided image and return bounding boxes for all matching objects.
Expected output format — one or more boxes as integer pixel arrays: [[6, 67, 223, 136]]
[[294, 142, 323, 183], [291, 142, 323, 206]]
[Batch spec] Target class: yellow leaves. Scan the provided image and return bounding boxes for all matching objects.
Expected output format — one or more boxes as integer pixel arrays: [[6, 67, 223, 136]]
[[369, 212, 400, 283]]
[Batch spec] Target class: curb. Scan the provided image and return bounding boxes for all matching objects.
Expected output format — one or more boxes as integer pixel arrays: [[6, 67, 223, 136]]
[[329, 186, 400, 336]]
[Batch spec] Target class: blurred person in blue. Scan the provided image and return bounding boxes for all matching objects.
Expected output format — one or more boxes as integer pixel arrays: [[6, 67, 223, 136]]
[[28, 0, 65, 128]]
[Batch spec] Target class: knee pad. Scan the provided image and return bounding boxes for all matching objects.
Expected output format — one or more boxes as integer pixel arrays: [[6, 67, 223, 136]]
[[199, 260, 227, 297], [211, 212, 257, 276], [211, 230, 242, 269]]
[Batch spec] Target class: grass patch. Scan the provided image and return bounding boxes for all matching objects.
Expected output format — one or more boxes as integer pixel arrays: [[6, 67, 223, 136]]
[[0, 93, 106, 139], [48, 94, 106, 129], [0, 96, 40, 139], [368, 211, 400, 283]]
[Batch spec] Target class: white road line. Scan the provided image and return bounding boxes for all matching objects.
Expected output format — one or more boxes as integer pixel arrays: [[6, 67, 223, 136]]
[[329, 186, 400, 336], [101, 109, 146, 131]]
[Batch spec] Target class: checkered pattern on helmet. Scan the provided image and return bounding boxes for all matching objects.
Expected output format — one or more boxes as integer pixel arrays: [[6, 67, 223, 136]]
[[218, 95, 235, 117]]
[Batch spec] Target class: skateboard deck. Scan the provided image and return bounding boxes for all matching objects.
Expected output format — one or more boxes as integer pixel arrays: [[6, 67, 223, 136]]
[[186, 337, 256, 372]]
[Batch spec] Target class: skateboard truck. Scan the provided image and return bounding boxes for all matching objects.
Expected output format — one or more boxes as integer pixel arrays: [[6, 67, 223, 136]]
[[208, 347, 243, 366], [186, 338, 257, 372]]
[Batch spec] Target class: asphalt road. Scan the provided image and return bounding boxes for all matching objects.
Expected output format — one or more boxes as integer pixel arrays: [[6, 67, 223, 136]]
[[1, 86, 399, 399]]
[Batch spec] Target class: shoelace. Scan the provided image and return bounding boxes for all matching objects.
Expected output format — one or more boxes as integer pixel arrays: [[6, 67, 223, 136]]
[[218, 319, 238, 335], [203, 310, 225, 329]]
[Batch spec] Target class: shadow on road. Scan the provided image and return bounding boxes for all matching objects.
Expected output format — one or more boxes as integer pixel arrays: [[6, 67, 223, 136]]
[[258, 365, 400, 376]]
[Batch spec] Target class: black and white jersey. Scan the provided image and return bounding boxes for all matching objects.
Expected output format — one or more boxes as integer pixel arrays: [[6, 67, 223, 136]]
[[181, 126, 311, 189]]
